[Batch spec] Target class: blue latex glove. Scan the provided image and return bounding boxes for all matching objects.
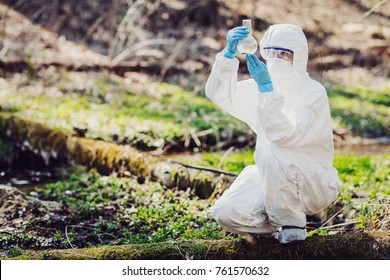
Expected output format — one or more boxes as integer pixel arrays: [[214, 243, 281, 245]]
[[222, 27, 249, 59], [246, 54, 273, 92]]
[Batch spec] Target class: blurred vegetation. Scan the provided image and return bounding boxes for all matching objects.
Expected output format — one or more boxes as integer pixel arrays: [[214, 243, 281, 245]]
[[0, 171, 235, 250], [0, 0, 389, 260], [0, 59, 388, 256], [1, 67, 388, 253], [0, 72, 249, 151], [0, 151, 388, 252], [183, 149, 390, 231], [1, 70, 388, 155], [328, 86, 390, 138]]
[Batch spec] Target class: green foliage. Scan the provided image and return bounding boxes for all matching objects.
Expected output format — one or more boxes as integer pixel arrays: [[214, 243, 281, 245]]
[[7, 247, 23, 258], [334, 154, 389, 204], [0, 72, 246, 150], [185, 148, 256, 174], [182, 149, 389, 230], [20, 171, 234, 249], [0, 233, 39, 249], [1, 149, 388, 252], [2, 70, 388, 152], [307, 228, 329, 237], [327, 86, 390, 137]]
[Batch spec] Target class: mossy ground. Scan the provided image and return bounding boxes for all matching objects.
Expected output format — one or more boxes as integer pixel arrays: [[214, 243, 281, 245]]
[[0, 170, 236, 252], [0, 150, 388, 259], [1, 66, 389, 260], [1, 70, 388, 153], [3, 231, 389, 260], [177, 150, 390, 233], [0, 71, 248, 151], [327, 85, 390, 138]]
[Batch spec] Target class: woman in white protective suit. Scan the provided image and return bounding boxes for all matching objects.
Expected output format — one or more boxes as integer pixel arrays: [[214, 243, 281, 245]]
[[205, 24, 342, 244]]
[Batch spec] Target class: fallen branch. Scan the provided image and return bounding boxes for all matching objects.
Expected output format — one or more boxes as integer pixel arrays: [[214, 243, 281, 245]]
[[153, 155, 238, 177], [320, 221, 361, 230]]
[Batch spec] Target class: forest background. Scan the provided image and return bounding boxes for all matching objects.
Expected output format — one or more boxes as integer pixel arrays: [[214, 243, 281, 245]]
[[0, 0, 389, 259]]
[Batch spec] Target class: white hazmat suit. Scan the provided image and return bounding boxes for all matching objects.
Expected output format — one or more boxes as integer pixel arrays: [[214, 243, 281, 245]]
[[206, 24, 342, 241]]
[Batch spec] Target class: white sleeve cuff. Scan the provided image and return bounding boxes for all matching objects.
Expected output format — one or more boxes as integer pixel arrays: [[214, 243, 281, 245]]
[[216, 53, 240, 67]]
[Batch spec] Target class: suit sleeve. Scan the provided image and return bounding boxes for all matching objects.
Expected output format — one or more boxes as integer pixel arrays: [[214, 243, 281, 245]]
[[205, 53, 261, 133], [256, 86, 331, 147]]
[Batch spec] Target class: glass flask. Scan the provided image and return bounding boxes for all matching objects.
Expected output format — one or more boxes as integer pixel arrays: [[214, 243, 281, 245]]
[[237, 19, 258, 54]]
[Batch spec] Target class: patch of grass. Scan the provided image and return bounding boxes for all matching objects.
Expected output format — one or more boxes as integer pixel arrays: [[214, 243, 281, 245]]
[[0, 233, 39, 249], [0, 71, 247, 150], [2, 71, 388, 152], [333, 154, 390, 230], [12, 170, 234, 249], [334, 154, 389, 201], [183, 148, 256, 174], [7, 247, 23, 258], [180, 149, 389, 230], [328, 86, 390, 138]]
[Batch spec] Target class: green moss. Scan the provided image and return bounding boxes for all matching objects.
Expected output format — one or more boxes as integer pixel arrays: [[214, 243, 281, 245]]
[[334, 154, 390, 204], [2, 231, 389, 260], [1, 69, 389, 259], [3, 70, 387, 150], [7, 247, 23, 258], [9, 171, 229, 250], [179, 149, 389, 230], [0, 72, 248, 151]]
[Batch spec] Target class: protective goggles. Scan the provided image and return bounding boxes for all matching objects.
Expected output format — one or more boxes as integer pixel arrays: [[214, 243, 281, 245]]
[[262, 47, 294, 62]]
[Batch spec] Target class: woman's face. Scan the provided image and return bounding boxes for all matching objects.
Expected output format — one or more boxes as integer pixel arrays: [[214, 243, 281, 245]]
[[262, 46, 294, 63]]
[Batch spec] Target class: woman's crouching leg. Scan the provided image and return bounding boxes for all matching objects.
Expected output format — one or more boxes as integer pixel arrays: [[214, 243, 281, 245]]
[[255, 147, 307, 228], [210, 204, 276, 235], [209, 165, 277, 235]]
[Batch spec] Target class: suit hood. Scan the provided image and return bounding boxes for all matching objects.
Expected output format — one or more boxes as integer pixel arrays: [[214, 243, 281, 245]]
[[260, 24, 308, 75]]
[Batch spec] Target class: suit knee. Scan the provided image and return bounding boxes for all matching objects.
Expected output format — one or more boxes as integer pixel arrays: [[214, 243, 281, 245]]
[[210, 204, 236, 226]]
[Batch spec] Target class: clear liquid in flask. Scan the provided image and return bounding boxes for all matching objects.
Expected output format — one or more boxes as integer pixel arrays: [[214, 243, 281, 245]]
[[237, 41, 258, 54], [237, 19, 258, 54]]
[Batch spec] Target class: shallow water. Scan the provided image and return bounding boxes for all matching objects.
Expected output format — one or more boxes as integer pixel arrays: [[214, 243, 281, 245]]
[[1, 143, 388, 192], [0, 166, 84, 192], [335, 144, 390, 155]]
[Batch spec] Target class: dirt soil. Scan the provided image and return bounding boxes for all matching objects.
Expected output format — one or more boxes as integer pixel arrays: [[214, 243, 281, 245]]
[[1, 0, 389, 89], [1, 1, 389, 148], [0, 185, 62, 234]]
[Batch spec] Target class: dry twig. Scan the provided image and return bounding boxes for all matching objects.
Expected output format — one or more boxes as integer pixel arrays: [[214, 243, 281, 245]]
[[360, 0, 389, 20]]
